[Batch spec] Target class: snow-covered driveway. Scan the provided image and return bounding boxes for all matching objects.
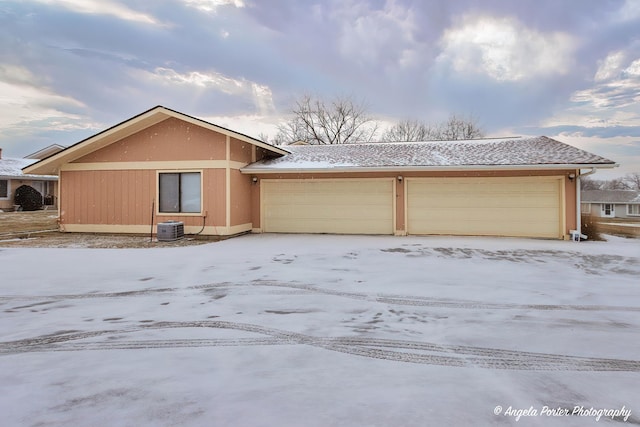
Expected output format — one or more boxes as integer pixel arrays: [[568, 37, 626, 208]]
[[1, 234, 639, 426]]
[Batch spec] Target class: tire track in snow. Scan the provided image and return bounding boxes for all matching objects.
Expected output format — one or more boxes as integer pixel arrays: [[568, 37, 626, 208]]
[[2, 320, 639, 372], [3, 281, 639, 313], [232, 281, 640, 313]]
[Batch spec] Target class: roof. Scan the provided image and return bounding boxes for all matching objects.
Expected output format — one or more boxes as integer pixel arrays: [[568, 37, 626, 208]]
[[581, 190, 640, 204], [24, 144, 66, 160], [23, 106, 289, 175], [0, 157, 58, 180], [242, 136, 617, 173]]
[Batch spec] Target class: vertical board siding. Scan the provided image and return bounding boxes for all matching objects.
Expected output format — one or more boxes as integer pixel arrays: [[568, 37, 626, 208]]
[[62, 168, 229, 229], [62, 170, 155, 225], [202, 169, 226, 227], [73, 118, 227, 163], [230, 169, 252, 226], [229, 138, 253, 163]]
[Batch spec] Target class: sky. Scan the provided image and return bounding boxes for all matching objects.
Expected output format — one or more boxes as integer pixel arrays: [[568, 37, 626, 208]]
[[0, 0, 639, 179]]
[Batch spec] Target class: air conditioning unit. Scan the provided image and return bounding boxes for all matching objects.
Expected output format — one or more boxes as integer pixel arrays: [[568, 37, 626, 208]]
[[157, 221, 184, 241]]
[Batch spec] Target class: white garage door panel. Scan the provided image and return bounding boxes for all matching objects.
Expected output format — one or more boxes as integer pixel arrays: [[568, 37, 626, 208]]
[[407, 177, 562, 238], [263, 180, 393, 234]]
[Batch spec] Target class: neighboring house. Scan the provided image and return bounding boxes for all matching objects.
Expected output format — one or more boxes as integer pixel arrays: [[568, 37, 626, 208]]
[[24, 106, 617, 239], [581, 190, 640, 219], [0, 147, 61, 211], [24, 144, 66, 160]]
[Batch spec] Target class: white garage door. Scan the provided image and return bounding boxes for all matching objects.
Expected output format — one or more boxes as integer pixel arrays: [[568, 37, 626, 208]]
[[407, 177, 563, 238], [262, 179, 394, 234]]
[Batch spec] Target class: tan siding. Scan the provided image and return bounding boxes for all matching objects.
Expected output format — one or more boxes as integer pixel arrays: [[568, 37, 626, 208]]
[[396, 178, 405, 232], [62, 170, 155, 226], [202, 169, 226, 227], [73, 117, 226, 163], [230, 169, 252, 226], [251, 179, 261, 229], [229, 138, 253, 163]]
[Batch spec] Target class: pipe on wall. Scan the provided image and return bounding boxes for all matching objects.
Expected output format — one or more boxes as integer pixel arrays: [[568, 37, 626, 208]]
[[576, 167, 597, 239]]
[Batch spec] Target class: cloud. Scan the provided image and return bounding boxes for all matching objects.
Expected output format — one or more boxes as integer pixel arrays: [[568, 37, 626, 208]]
[[0, 64, 93, 132], [137, 67, 276, 115], [437, 14, 576, 82], [550, 134, 640, 178], [201, 113, 279, 139], [21, 0, 162, 25], [571, 52, 640, 109], [333, 0, 426, 70], [182, 0, 245, 13]]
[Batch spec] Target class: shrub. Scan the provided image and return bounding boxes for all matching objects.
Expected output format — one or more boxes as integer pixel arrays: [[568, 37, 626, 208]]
[[14, 185, 43, 211], [581, 214, 604, 241]]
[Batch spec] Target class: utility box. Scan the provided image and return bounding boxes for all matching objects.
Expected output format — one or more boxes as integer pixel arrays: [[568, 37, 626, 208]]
[[157, 221, 184, 241]]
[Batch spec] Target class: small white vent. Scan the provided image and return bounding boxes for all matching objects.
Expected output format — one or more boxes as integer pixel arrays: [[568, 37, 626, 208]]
[[157, 221, 184, 241]]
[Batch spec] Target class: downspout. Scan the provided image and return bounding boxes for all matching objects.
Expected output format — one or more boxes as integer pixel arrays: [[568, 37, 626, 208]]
[[576, 167, 597, 240]]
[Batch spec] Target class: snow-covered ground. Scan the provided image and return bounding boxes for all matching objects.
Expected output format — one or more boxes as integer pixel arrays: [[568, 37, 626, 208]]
[[1, 234, 639, 426]]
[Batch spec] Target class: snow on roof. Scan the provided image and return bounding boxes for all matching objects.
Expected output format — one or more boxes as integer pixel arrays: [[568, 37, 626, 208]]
[[242, 136, 616, 172], [0, 157, 57, 180], [581, 190, 640, 204]]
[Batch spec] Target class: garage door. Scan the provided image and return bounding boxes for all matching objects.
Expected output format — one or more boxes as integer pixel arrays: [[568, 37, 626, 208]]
[[262, 179, 394, 234], [407, 177, 563, 238]]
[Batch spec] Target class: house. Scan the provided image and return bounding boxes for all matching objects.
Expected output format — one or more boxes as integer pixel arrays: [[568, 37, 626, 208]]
[[581, 190, 640, 219], [23, 106, 617, 239], [0, 147, 61, 211]]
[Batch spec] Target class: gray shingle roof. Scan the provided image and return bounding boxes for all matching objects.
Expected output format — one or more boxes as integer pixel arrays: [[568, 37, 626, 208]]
[[581, 190, 640, 204], [243, 136, 616, 172]]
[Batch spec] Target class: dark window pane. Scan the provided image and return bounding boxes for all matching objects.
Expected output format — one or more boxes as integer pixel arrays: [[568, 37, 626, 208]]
[[0, 180, 8, 198], [159, 173, 179, 213]]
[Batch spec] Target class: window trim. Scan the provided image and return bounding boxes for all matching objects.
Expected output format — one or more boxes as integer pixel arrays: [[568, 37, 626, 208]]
[[628, 204, 640, 217], [0, 179, 8, 199], [156, 170, 203, 216]]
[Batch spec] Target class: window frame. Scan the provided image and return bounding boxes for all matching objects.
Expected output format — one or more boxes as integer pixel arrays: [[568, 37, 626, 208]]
[[0, 179, 8, 199], [157, 170, 203, 216], [628, 204, 640, 217]]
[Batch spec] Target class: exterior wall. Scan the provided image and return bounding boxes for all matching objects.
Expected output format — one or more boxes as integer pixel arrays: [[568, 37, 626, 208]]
[[58, 118, 252, 235], [252, 169, 577, 239], [607, 203, 632, 219], [230, 169, 252, 227], [229, 138, 253, 163], [74, 118, 226, 162], [585, 203, 633, 219], [0, 178, 58, 210]]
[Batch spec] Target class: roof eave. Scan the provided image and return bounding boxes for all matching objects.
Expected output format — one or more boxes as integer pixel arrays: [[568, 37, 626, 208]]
[[241, 163, 619, 174], [23, 106, 289, 175], [0, 174, 58, 180]]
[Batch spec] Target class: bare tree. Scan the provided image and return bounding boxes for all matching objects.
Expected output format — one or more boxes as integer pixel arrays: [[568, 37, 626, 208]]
[[580, 176, 603, 190], [623, 172, 640, 190], [275, 94, 378, 145], [435, 114, 484, 140], [381, 120, 437, 142], [381, 114, 483, 142], [602, 178, 630, 190], [257, 132, 271, 143]]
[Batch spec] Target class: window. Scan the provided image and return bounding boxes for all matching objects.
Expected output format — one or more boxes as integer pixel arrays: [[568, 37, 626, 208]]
[[601, 203, 614, 217], [0, 180, 8, 199], [159, 172, 201, 213], [628, 205, 640, 216], [581, 203, 591, 214]]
